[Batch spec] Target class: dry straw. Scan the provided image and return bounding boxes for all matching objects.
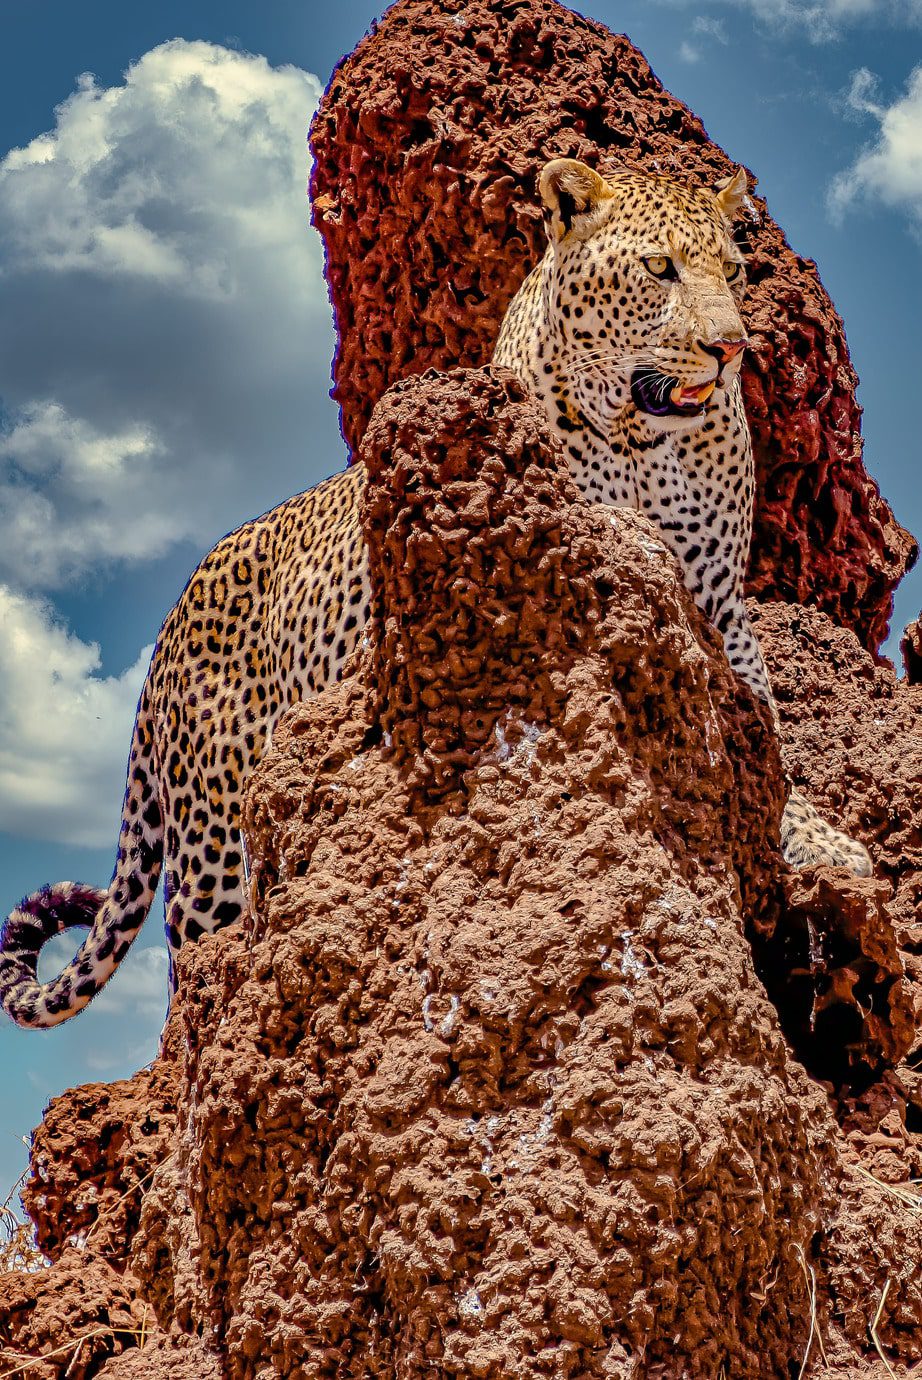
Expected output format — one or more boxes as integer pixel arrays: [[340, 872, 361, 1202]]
[[0, 1325, 147, 1380]]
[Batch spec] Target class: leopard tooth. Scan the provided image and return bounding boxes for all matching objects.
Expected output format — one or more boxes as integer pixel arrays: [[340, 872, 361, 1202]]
[[672, 380, 716, 407]]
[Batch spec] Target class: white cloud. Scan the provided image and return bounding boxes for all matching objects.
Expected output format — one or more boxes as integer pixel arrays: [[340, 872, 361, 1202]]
[[0, 39, 335, 591], [665, 0, 922, 41], [0, 586, 151, 846], [90, 942, 168, 1023], [0, 43, 320, 286], [680, 15, 729, 58], [839, 65, 886, 119], [0, 405, 178, 586], [0, 39, 341, 849], [752, 0, 920, 31], [692, 15, 730, 39], [829, 65, 922, 226], [32, 934, 168, 1068]]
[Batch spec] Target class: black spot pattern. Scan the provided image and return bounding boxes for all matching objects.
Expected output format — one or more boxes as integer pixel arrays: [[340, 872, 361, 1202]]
[[0, 467, 372, 1026], [495, 164, 871, 880], [0, 169, 870, 1029]]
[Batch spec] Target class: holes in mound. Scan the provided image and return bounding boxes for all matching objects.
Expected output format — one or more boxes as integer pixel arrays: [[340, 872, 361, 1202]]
[[751, 874, 914, 1087]]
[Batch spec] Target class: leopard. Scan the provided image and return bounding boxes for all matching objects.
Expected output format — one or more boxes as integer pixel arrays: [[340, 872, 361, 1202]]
[[0, 158, 871, 1029], [495, 158, 870, 884]]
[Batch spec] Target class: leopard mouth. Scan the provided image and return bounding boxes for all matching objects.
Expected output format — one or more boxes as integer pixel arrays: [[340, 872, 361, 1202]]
[[630, 368, 716, 419]]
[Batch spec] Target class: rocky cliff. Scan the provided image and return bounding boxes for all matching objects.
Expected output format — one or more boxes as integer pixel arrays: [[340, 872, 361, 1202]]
[[2, 2, 922, 1377]]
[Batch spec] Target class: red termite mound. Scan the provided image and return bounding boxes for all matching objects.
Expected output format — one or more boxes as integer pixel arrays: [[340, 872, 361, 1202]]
[[4, 369, 920, 1379], [309, 0, 916, 654], [902, 616, 922, 683], [754, 598, 922, 1162], [2, 3, 921, 1376]]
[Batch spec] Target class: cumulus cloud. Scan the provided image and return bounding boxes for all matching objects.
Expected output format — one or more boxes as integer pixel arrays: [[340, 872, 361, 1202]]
[[0, 405, 177, 586], [0, 586, 151, 846], [0, 40, 337, 849], [0, 39, 334, 591], [829, 66, 922, 226], [669, 0, 921, 41]]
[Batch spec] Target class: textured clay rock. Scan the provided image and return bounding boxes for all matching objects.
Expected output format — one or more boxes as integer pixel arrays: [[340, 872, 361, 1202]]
[[0, 1022, 179, 1376], [94, 1336, 220, 1380], [0, 1250, 149, 1379], [754, 602, 922, 978], [754, 600, 922, 1176], [759, 868, 915, 1084], [1, 367, 919, 1375], [902, 615, 922, 683], [2, 4, 921, 1372], [309, 0, 917, 653], [14, 368, 894, 1378], [21, 1014, 179, 1263]]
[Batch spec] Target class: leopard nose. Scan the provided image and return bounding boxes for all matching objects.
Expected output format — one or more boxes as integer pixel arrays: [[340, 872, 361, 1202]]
[[699, 337, 747, 368]]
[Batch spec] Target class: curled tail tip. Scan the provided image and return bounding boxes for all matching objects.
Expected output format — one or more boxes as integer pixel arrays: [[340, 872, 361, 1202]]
[[1, 881, 107, 1029], [18, 878, 106, 913], [3, 881, 105, 945]]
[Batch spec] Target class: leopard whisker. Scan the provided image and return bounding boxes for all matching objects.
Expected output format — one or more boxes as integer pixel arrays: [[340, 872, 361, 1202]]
[[568, 354, 662, 378], [566, 348, 651, 370]]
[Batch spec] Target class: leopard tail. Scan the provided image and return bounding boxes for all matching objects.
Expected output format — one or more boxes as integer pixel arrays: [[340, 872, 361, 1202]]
[[0, 681, 163, 1029]]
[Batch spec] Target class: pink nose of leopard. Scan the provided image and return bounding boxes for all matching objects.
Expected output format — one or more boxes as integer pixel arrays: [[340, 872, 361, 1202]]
[[699, 337, 747, 370]]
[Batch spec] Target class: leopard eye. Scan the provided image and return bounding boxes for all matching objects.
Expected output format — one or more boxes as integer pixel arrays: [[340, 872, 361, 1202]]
[[642, 254, 678, 281], [723, 260, 743, 283]]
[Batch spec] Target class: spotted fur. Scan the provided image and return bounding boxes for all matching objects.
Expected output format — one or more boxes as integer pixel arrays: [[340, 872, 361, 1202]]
[[496, 157, 871, 880], [0, 161, 869, 1029], [0, 469, 370, 1026]]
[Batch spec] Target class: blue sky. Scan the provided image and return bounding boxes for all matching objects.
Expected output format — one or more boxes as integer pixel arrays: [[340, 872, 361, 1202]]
[[1, 0, 921, 1197]]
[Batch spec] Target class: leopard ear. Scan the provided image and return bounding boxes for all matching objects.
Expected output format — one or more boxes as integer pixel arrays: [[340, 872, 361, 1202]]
[[540, 159, 614, 243], [714, 167, 749, 221]]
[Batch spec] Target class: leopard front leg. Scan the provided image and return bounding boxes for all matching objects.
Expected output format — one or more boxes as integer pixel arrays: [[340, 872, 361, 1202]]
[[720, 597, 872, 877], [648, 405, 873, 881]]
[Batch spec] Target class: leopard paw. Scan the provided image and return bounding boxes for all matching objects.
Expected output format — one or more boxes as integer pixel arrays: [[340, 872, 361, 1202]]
[[781, 787, 872, 877]]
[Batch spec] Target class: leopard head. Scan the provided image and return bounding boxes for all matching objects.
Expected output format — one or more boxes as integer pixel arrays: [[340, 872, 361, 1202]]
[[539, 158, 750, 433]]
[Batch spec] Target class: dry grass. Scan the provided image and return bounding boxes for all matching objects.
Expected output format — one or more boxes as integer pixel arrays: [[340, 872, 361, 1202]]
[[795, 1244, 818, 1378], [0, 1143, 45, 1276], [854, 1164, 922, 1214], [81, 1163, 158, 1250], [0, 1324, 147, 1380], [869, 1277, 899, 1380], [0, 1140, 157, 1378], [849, 1165, 918, 1378]]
